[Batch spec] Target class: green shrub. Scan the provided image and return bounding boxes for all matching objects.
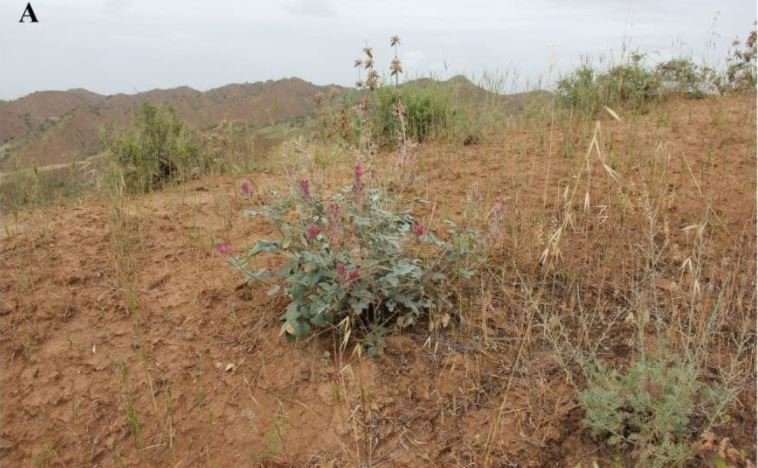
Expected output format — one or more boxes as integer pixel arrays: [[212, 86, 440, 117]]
[[579, 353, 731, 467], [599, 60, 658, 108], [314, 85, 465, 148], [316, 38, 479, 149], [655, 58, 717, 97], [370, 86, 454, 148], [555, 65, 598, 113], [556, 55, 659, 115], [556, 42, 757, 116], [229, 162, 481, 353], [108, 102, 204, 193]]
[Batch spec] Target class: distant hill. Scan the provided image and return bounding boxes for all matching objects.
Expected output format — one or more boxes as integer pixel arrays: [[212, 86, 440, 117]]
[[403, 75, 553, 114], [0, 78, 347, 171], [0, 76, 551, 171]]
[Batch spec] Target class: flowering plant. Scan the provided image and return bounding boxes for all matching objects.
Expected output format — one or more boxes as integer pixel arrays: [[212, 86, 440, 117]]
[[229, 163, 481, 352]]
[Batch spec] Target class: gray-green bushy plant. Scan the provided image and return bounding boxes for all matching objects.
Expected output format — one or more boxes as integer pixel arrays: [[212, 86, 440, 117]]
[[579, 353, 731, 467], [229, 162, 482, 353]]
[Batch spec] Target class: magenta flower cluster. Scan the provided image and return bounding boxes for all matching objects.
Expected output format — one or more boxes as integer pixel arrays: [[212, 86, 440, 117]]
[[240, 180, 253, 198], [214, 242, 231, 255], [353, 162, 364, 194], [412, 223, 425, 238], [335, 262, 360, 287], [328, 201, 341, 225], [305, 223, 321, 241], [298, 179, 312, 202]]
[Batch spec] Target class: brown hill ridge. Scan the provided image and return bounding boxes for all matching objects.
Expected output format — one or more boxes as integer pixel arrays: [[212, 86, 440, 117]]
[[0, 78, 346, 171], [0, 76, 551, 171]]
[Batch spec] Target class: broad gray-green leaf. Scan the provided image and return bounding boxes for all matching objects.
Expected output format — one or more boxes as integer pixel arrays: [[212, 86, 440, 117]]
[[248, 240, 280, 256]]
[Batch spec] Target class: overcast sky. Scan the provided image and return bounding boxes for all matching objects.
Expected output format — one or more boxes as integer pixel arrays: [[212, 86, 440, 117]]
[[0, 0, 755, 99]]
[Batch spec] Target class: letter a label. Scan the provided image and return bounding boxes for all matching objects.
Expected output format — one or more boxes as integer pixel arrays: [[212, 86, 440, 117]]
[[19, 2, 39, 23]]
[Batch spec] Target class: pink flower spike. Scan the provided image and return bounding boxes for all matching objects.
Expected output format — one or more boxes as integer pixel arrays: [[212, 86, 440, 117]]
[[353, 179, 364, 195], [297, 179, 312, 201], [353, 162, 365, 194], [214, 242, 231, 255], [305, 224, 321, 241], [412, 223, 425, 238], [328, 202, 341, 224], [335, 262, 359, 288], [347, 270, 360, 285], [240, 180, 253, 197]]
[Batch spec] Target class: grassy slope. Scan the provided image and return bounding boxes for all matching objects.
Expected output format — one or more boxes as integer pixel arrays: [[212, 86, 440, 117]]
[[0, 93, 755, 466]]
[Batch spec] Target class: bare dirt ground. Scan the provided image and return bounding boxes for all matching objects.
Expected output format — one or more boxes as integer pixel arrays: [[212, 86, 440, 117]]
[[2, 94, 756, 466]]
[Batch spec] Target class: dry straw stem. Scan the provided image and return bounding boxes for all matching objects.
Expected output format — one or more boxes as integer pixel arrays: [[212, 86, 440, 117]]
[[539, 119, 622, 269], [485, 117, 624, 464]]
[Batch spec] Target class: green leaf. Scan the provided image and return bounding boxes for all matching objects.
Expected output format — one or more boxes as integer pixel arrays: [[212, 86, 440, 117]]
[[310, 312, 328, 327], [248, 240, 280, 256], [243, 269, 269, 284], [459, 268, 475, 279], [392, 261, 418, 276], [381, 273, 399, 287], [349, 297, 370, 316]]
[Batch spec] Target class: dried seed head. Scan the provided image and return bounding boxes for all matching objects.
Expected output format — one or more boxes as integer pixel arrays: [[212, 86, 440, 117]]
[[394, 100, 406, 117], [354, 58, 363, 68], [390, 35, 401, 47], [362, 47, 373, 59], [365, 70, 380, 90], [390, 58, 403, 76], [488, 196, 505, 240]]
